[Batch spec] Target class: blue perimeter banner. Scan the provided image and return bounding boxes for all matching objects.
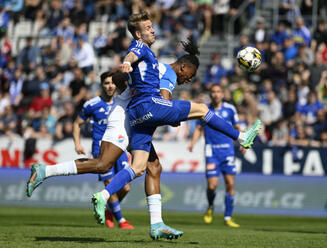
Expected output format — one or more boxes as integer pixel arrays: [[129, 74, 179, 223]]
[[234, 146, 327, 176], [0, 169, 326, 217]]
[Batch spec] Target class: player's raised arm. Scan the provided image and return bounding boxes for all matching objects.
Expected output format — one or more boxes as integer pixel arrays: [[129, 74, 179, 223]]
[[119, 52, 139, 73], [73, 116, 86, 155]]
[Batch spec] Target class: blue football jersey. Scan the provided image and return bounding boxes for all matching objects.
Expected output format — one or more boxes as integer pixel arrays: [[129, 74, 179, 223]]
[[198, 102, 239, 150], [127, 40, 160, 103], [159, 63, 177, 94], [79, 96, 115, 156]]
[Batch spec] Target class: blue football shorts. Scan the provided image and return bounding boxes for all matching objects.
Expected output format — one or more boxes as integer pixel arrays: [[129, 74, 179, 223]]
[[206, 151, 236, 178], [128, 97, 191, 152]]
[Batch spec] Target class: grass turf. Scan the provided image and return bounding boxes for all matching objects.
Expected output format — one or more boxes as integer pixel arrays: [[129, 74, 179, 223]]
[[0, 206, 326, 248]]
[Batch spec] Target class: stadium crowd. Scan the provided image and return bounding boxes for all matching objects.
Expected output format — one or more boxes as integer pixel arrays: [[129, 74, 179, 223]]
[[0, 0, 327, 160]]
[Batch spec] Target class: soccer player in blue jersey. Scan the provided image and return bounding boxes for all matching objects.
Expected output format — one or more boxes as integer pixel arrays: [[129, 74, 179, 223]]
[[92, 11, 261, 229], [188, 84, 241, 228], [72, 71, 134, 229], [26, 62, 190, 238]]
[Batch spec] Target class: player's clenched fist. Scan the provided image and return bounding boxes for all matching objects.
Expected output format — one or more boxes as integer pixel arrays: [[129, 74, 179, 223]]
[[120, 61, 133, 73]]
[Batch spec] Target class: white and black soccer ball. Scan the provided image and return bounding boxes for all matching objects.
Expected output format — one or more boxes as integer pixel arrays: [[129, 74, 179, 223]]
[[236, 46, 262, 72]]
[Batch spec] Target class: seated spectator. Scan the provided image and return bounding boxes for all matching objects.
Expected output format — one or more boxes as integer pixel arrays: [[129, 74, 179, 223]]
[[45, 0, 64, 31], [0, 105, 17, 137], [292, 17, 311, 47], [9, 68, 23, 107], [312, 109, 327, 140], [311, 19, 327, 51], [69, 67, 87, 112], [203, 53, 227, 90], [69, 0, 89, 26], [53, 17, 74, 42], [262, 52, 288, 87], [309, 52, 327, 89], [316, 70, 327, 107], [283, 88, 298, 121], [289, 125, 310, 147], [270, 120, 289, 146], [251, 17, 269, 44], [270, 21, 289, 48], [73, 36, 95, 74], [29, 82, 52, 118], [259, 90, 282, 139], [16, 37, 41, 74], [282, 35, 298, 64], [0, 4, 9, 38], [93, 27, 108, 56], [296, 90, 323, 125], [55, 101, 75, 140]]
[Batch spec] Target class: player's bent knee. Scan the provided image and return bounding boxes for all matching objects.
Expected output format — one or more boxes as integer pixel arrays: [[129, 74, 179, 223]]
[[97, 160, 115, 174], [146, 161, 162, 177]]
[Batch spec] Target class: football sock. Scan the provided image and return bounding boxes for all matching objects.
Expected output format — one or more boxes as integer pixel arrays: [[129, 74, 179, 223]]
[[108, 201, 124, 222], [45, 161, 77, 178], [207, 189, 216, 208], [147, 194, 163, 225], [224, 192, 234, 219], [104, 167, 136, 196], [203, 111, 240, 140]]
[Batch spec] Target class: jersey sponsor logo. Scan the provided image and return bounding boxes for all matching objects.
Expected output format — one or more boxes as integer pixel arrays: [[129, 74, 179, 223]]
[[206, 163, 216, 170], [151, 97, 172, 107], [130, 112, 153, 126], [99, 107, 105, 112], [118, 135, 125, 143]]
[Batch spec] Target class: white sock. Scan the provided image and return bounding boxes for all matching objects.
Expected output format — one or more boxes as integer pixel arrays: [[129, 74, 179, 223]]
[[224, 216, 231, 221], [118, 218, 126, 224], [237, 132, 246, 143], [45, 161, 77, 178], [147, 194, 163, 225], [101, 189, 110, 202]]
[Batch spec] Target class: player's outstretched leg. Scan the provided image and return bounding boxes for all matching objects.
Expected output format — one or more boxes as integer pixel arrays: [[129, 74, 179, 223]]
[[92, 192, 107, 224], [240, 120, 262, 148], [26, 163, 46, 197], [150, 222, 183, 240]]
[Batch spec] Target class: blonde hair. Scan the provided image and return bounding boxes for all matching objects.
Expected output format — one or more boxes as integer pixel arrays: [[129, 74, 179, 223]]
[[127, 11, 151, 39]]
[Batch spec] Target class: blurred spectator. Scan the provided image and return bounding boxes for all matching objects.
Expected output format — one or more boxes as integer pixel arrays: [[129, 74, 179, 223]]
[[54, 17, 74, 42], [178, 1, 201, 43], [296, 44, 314, 66], [70, 0, 89, 26], [270, 21, 288, 48], [69, 67, 87, 111], [296, 90, 323, 125], [251, 17, 269, 43], [270, 120, 289, 146], [292, 17, 311, 47], [0, 4, 9, 39], [309, 52, 327, 89], [16, 37, 41, 74], [5, 0, 23, 23], [52, 85, 73, 119], [283, 88, 298, 121], [22, 66, 48, 103], [29, 82, 52, 117], [1, 34, 12, 60], [55, 101, 75, 140], [312, 109, 327, 140], [203, 53, 227, 90], [93, 27, 108, 56], [282, 35, 298, 64], [316, 70, 327, 107], [0, 105, 17, 137], [24, 0, 42, 20], [279, 0, 301, 27], [262, 51, 287, 88], [290, 124, 310, 147], [46, 0, 64, 31], [73, 36, 95, 74], [259, 90, 282, 139], [212, 0, 229, 35], [311, 19, 327, 51], [9, 68, 23, 108]]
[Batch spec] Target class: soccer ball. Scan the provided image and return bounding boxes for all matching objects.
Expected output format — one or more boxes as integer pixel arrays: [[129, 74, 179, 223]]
[[236, 46, 262, 72]]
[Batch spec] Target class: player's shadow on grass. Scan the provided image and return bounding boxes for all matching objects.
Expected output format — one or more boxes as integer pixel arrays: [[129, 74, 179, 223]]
[[28, 223, 98, 228], [35, 236, 105, 243], [256, 229, 327, 235], [35, 236, 200, 245]]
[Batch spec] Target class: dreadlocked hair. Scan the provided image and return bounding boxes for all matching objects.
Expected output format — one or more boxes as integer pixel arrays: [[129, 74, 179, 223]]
[[178, 37, 200, 69]]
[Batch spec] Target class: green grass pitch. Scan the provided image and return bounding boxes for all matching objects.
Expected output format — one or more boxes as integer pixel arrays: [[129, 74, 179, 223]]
[[0, 206, 326, 248]]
